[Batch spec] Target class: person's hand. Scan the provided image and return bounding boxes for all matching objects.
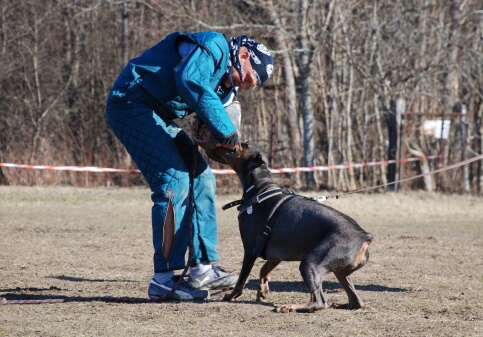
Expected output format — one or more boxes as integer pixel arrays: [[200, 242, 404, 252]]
[[191, 116, 218, 150], [191, 116, 209, 144], [191, 116, 242, 163], [218, 132, 238, 146]]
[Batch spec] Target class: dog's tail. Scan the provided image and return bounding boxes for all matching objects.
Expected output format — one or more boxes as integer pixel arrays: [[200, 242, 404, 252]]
[[354, 238, 371, 268], [364, 232, 373, 244]]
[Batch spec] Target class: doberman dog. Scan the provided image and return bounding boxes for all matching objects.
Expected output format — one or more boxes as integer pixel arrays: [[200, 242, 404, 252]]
[[217, 141, 373, 313]]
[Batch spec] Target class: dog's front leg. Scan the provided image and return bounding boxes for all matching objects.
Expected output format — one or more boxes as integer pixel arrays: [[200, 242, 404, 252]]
[[223, 254, 257, 301]]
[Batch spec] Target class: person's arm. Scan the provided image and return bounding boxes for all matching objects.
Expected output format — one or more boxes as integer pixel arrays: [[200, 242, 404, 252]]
[[174, 47, 238, 145]]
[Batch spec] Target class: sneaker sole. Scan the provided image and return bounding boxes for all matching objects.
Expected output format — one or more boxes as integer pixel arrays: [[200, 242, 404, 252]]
[[197, 285, 235, 291], [190, 277, 238, 291], [148, 280, 210, 300]]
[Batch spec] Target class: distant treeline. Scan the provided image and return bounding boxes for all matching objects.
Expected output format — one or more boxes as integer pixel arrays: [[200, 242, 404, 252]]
[[0, 0, 482, 193]]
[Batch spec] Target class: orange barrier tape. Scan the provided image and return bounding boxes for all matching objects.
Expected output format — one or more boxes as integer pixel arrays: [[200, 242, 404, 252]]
[[0, 155, 439, 175]]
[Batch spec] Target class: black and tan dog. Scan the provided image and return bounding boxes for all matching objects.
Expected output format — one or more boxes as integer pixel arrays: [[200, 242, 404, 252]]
[[217, 141, 373, 313]]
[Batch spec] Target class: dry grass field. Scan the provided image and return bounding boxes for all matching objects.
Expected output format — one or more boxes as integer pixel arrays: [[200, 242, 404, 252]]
[[0, 186, 482, 337]]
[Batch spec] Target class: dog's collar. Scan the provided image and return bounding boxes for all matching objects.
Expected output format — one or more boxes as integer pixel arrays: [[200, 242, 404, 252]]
[[222, 188, 292, 212], [221, 185, 261, 210]]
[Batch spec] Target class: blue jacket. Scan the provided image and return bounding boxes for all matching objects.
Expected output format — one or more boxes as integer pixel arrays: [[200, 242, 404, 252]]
[[114, 31, 236, 140]]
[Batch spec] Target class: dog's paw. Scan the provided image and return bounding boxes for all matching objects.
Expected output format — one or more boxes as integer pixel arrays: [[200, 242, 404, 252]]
[[223, 290, 243, 301], [276, 302, 327, 313], [256, 291, 269, 302], [331, 302, 363, 310], [274, 305, 294, 313], [223, 294, 234, 301]]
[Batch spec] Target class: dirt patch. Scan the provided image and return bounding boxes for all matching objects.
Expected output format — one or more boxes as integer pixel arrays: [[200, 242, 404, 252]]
[[1, 187, 482, 336]]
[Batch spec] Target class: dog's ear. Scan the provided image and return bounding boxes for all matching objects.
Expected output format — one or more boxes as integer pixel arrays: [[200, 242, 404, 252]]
[[246, 150, 269, 171], [256, 152, 266, 164]]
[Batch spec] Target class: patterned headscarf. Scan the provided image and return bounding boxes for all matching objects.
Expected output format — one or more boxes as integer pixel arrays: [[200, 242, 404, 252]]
[[227, 35, 274, 95]]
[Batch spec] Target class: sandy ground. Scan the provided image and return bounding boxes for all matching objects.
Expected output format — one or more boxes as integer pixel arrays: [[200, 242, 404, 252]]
[[0, 186, 482, 336]]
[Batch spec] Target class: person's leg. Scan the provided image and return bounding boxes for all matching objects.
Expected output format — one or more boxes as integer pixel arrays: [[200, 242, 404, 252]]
[[170, 127, 218, 265], [188, 168, 239, 290], [106, 87, 208, 299], [170, 124, 238, 290]]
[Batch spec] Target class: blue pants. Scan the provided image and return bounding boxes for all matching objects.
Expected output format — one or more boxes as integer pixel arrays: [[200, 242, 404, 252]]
[[106, 86, 218, 272]]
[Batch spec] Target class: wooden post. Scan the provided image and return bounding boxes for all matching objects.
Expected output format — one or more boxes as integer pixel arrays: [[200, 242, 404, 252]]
[[461, 105, 470, 192], [387, 100, 397, 191], [395, 98, 406, 192]]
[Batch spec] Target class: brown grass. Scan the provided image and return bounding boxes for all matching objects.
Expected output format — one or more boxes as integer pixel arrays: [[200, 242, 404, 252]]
[[0, 187, 482, 337]]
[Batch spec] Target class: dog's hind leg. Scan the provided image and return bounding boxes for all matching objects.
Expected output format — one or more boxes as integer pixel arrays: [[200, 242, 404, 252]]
[[256, 260, 281, 301], [276, 251, 329, 313], [333, 241, 370, 310], [332, 271, 363, 310], [276, 237, 370, 313]]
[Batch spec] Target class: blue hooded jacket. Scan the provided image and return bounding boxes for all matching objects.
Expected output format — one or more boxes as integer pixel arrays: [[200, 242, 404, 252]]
[[114, 31, 236, 140]]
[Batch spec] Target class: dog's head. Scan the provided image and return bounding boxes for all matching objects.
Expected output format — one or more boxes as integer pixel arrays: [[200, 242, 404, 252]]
[[215, 141, 271, 187]]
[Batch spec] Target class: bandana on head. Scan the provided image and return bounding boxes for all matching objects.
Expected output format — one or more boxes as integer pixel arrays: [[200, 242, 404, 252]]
[[227, 35, 274, 95]]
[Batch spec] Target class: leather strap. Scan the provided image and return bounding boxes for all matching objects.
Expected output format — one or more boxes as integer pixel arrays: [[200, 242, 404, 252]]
[[237, 189, 286, 213], [251, 195, 302, 259], [221, 199, 244, 210], [222, 188, 287, 211]]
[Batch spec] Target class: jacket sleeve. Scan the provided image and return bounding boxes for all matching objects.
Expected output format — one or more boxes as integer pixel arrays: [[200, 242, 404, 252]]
[[174, 47, 237, 140]]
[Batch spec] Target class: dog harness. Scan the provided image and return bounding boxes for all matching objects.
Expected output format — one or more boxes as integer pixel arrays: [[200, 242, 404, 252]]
[[252, 194, 302, 259], [223, 188, 303, 259], [222, 188, 289, 213]]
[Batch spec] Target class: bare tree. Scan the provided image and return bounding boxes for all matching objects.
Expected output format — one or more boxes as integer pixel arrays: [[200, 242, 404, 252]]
[[0, 0, 482, 192]]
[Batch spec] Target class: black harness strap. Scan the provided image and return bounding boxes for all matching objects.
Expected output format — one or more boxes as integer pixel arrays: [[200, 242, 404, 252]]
[[222, 188, 292, 212], [237, 189, 286, 213], [221, 199, 244, 210], [251, 195, 302, 259]]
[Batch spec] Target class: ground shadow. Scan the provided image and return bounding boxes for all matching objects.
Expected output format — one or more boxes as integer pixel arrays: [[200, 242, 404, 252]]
[[0, 281, 273, 306], [0, 291, 273, 307], [1, 278, 408, 305], [245, 279, 409, 293], [1, 286, 64, 293], [0, 291, 220, 305], [48, 275, 141, 283]]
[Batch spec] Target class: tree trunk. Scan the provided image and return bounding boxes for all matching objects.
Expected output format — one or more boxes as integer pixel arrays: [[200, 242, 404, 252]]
[[337, 4, 356, 191], [121, 0, 129, 66], [265, 0, 302, 187], [406, 141, 433, 192], [374, 94, 388, 188], [297, 0, 316, 187]]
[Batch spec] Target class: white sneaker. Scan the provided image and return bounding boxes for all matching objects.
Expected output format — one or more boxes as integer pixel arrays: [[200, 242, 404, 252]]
[[188, 265, 238, 290], [148, 276, 210, 300]]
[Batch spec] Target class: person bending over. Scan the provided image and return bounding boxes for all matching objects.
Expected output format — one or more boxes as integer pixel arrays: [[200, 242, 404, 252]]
[[106, 31, 274, 300]]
